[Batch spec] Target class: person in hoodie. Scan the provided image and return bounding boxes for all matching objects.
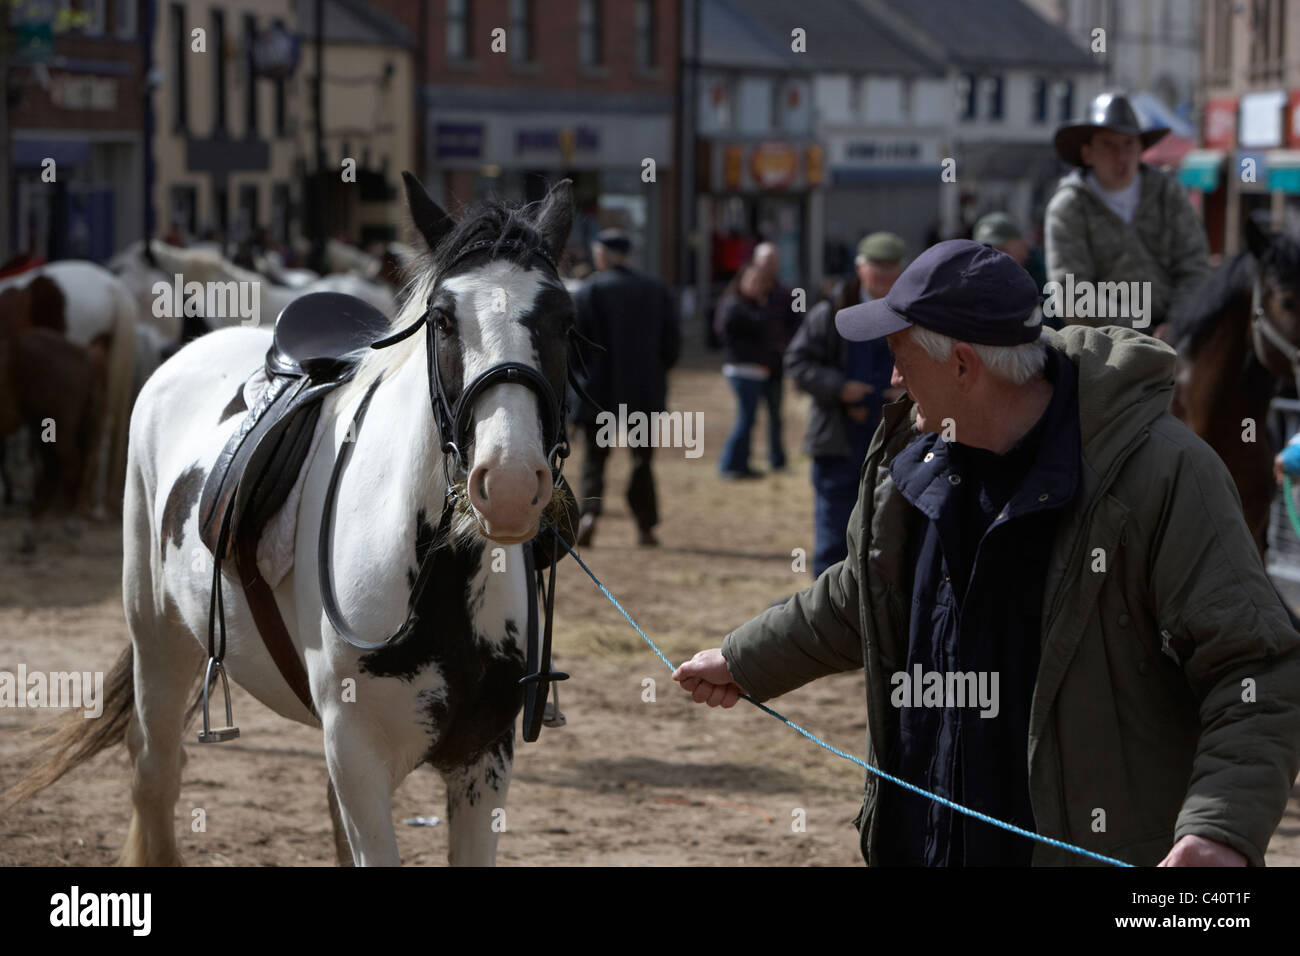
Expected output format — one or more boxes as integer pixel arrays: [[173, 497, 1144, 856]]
[[673, 240, 1300, 867], [1044, 91, 1209, 337]]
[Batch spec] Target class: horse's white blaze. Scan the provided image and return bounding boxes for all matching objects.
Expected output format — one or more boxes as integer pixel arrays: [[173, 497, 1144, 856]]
[[443, 262, 554, 541]]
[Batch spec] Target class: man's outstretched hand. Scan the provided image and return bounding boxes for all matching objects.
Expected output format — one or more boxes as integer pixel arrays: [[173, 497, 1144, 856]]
[[1157, 834, 1248, 867], [672, 649, 745, 708]]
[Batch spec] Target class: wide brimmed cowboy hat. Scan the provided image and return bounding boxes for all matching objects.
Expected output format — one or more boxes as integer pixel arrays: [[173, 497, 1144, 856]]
[[1053, 91, 1170, 167]]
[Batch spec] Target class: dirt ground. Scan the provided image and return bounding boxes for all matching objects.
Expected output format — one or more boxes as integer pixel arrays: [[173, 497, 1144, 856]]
[[1, 344, 1298, 867]]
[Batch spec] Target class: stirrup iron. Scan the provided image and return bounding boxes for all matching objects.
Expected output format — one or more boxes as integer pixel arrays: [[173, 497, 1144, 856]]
[[543, 683, 567, 728], [198, 658, 240, 743]]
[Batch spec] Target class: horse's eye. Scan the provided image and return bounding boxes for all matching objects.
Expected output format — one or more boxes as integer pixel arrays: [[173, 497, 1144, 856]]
[[432, 307, 455, 333]]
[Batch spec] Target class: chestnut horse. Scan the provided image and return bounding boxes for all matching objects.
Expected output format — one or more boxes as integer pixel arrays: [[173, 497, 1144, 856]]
[[1171, 218, 1300, 557], [0, 278, 107, 521]]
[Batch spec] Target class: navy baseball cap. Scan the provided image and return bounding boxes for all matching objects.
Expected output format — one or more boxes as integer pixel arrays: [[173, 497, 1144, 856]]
[[835, 239, 1041, 345]]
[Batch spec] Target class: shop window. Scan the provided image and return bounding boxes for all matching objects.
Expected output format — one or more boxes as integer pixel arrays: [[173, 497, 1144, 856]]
[[636, 0, 656, 70], [509, 0, 534, 64], [447, 0, 473, 61], [579, 0, 602, 68]]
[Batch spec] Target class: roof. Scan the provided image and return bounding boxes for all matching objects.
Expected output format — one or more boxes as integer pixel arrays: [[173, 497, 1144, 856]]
[[699, 0, 944, 75], [865, 0, 1100, 71], [295, 0, 416, 49]]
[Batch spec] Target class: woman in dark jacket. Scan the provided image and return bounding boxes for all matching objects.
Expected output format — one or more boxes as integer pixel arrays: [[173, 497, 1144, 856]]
[[717, 261, 775, 479]]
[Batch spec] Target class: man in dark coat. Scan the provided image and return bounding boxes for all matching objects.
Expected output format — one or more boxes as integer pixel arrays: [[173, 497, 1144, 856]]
[[785, 232, 906, 576], [571, 229, 680, 547]]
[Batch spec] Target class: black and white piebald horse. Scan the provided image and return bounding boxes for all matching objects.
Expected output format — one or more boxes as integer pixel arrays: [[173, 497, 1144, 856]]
[[10, 176, 580, 866]]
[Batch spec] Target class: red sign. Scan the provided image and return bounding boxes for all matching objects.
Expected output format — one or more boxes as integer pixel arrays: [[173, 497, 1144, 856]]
[[1289, 91, 1300, 147], [1204, 97, 1237, 149], [750, 142, 798, 189]]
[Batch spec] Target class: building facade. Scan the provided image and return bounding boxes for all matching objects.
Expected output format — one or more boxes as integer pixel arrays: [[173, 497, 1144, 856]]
[[1196, 0, 1300, 256], [1024, 0, 1202, 122], [150, 0, 415, 252], [7, 0, 145, 261], [370, 0, 680, 280], [860, 0, 1105, 244]]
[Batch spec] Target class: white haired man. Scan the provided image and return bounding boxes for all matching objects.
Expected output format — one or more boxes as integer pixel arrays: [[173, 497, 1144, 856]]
[[673, 239, 1300, 867]]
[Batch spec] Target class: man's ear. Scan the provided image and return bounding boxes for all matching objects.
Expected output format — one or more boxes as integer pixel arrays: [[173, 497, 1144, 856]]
[[952, 342, 980, 386]]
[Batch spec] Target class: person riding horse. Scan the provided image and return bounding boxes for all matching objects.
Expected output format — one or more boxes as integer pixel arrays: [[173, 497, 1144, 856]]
[[1044, 91, 1210, 337]]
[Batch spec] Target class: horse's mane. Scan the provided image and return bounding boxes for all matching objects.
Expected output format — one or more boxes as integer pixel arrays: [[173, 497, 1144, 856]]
[[1171, 251, 1255, 358], [1174, 228, 1300, 358], [340, 192, 559, 410]]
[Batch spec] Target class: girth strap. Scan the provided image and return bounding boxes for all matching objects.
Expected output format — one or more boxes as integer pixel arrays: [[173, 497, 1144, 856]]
[[235, 533, 318, 719]]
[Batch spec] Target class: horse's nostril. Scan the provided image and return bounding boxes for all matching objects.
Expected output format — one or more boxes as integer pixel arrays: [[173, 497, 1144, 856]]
[[475, 469, 489, 503]]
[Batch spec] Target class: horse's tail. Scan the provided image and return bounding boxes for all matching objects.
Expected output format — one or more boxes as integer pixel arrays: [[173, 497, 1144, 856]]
[[0, 646, 136, 809], [102, 278, 138, 508]]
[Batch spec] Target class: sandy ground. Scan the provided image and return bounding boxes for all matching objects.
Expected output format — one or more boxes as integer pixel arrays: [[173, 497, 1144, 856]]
[[1, 343, 1297, 867]]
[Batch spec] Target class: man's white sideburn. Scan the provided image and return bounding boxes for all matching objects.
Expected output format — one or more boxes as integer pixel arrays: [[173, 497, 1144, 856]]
[[908, 325, 1048, 386]]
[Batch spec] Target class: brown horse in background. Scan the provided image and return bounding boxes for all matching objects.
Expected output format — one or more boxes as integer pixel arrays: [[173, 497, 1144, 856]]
[[1170, 217, 1300, 558], [0, 277, 107, 525]]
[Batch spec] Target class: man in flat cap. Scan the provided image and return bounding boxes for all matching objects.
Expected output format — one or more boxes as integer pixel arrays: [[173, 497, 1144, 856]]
[[674, 239, 1300, 866], [571, 229, 680, 547], [786, 232, 906, 578], [1044, 91, 1209, 335]]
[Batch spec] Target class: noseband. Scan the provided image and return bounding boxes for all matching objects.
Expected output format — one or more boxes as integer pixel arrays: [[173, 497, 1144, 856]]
[[319, 237, 596, 741]]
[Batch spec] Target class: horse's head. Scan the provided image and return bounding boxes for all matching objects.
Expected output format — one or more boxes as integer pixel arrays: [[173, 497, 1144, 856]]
[[1246, 214, 1300, 383], [402, 172, 575, 545]]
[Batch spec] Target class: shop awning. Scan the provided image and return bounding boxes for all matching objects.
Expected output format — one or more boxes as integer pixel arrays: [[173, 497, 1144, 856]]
[[1267, 150, 1300, 194], [1178, 149, 1226, 192]]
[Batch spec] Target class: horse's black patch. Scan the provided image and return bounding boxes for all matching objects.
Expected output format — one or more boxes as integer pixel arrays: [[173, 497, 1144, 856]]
[[161, 463, 204, 553], [358, 508, 525, 772], [218, 385, 247, 424]]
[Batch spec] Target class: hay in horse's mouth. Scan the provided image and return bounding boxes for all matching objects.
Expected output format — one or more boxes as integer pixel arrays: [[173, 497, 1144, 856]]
[[444, 479, 577, 546]]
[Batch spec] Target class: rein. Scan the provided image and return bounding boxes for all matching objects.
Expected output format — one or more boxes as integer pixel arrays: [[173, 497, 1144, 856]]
[[318, 237, 596, 741]]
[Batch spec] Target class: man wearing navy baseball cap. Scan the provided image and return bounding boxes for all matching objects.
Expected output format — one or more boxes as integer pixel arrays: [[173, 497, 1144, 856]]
[[675, 239, 1300, 868]]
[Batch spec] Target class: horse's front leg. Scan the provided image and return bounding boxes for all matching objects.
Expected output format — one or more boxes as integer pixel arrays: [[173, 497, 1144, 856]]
[[322, 715, 405, 866], [440, 730, 514, 866]]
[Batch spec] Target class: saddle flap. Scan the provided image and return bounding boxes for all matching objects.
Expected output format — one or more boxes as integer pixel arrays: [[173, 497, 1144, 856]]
[[270, 291, 392, 380]]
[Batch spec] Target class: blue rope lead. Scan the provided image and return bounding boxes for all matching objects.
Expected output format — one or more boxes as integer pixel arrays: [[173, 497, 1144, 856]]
[[551, 534, 1133, 868]]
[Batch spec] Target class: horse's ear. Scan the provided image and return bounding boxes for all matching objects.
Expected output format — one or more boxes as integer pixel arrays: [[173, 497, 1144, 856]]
[[534, 179, 574, 264], [402, 171, 455, 253], [1245, 210, 1274, 262]]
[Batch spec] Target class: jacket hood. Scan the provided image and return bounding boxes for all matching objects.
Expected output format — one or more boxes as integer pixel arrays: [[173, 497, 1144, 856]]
[[1044, 324, 1175, 465]]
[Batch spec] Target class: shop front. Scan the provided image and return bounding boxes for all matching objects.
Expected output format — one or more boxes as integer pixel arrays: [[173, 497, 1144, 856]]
[[821, 131, 942, 270], [696, 137, 824, 342], [427, 110, 673, 280]]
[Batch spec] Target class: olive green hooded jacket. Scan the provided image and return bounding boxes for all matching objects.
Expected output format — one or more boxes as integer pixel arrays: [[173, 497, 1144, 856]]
[[721, 325, 1300, 866], [1044, 165, 1210, 328]]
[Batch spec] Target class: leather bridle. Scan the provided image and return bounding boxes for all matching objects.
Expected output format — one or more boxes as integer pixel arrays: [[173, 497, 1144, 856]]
[[1251, 278, 1300, 388], [319, 237, 598, 741]]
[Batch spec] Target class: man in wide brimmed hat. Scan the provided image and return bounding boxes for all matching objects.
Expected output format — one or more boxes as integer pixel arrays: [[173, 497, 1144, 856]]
[[1044, 91, 1209, 335]]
